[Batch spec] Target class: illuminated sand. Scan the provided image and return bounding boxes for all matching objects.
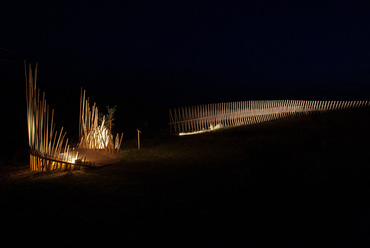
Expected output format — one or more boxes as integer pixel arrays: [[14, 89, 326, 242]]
[[179, 123, 223, 136], [75, 149, 120, 167]]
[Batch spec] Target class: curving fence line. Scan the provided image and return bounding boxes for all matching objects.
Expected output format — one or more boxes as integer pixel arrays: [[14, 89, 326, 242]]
[[169, 100, 369, 135], [25, 62, 122, 171], [26, 62, 80, 171]]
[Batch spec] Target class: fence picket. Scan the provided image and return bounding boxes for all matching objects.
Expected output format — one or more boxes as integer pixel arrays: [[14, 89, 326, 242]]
[[170, 100, 368, 134]]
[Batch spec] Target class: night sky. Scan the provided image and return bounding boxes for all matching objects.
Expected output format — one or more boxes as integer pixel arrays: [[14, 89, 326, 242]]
[[2, 0, 370, 105], [1, 0, 370, 150]]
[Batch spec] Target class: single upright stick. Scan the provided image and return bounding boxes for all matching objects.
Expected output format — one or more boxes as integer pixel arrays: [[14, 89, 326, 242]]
[[137, 129, 141, 150]]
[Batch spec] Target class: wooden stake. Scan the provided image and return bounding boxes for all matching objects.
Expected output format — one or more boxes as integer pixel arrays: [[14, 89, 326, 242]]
[[137, 129, 141, 150]]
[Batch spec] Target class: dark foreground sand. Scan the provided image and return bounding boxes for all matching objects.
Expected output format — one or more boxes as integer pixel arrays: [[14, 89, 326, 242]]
[[1, 109, 370, 246]]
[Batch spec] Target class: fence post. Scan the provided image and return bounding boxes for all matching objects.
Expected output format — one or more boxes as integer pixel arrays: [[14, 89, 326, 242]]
[[137, 129, 141, 150]]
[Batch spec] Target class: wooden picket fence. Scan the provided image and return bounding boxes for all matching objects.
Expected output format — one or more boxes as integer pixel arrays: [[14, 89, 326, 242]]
[[30, 154, 79, 172], [78, 88, 123, 151], [25, 62, 117, 171], [25, 62, 82, 171], [169, 100, 370, 134]]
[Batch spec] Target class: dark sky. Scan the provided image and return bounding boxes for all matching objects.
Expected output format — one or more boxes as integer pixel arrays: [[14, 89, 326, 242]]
[[2, 0, 370, 107]]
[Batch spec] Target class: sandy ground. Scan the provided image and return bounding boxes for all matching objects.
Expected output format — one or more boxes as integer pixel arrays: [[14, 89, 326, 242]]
[[1, 110, 370, 246]]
